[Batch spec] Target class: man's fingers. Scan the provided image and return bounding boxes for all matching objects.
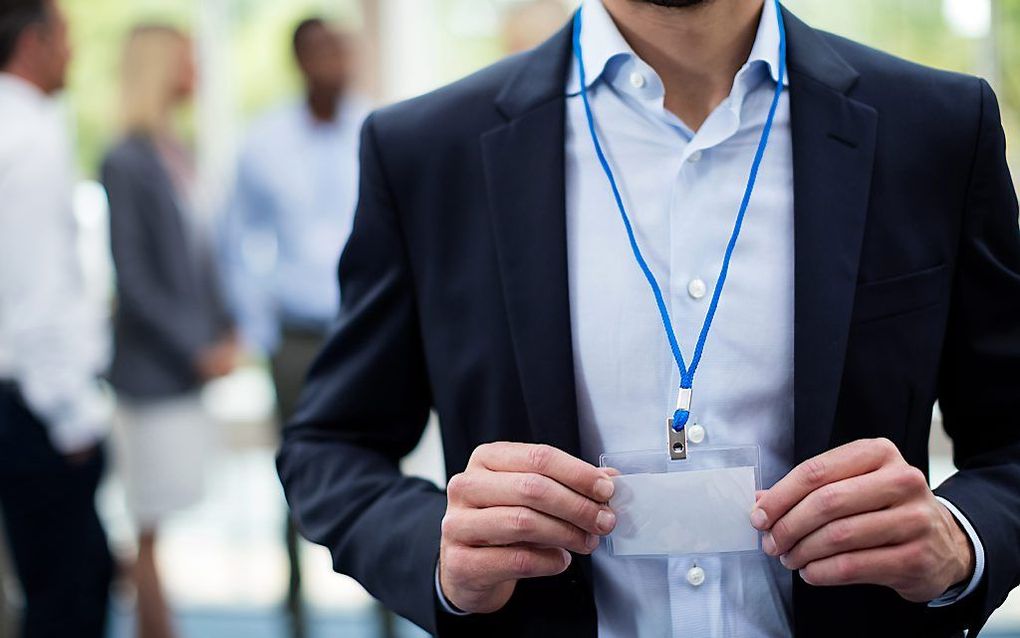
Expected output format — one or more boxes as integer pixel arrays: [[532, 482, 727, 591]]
[[447, 470, 615, 535], [444, 544, 572, 591], [799, 543, 921, 591], [468, 443, 615, 502], [443, 506, 599, 555], [764, 465, 922, 556], [779, 507, 928, 570], [752, 438, 901, 530]]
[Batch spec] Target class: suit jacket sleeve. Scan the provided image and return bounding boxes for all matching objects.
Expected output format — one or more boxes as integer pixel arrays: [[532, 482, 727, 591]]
[[276, 113, 448, 634], [932, 78, 1020, 631]]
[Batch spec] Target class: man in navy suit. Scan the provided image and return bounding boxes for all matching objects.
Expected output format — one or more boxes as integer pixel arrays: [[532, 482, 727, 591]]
[[278, 0, 1020, 635]]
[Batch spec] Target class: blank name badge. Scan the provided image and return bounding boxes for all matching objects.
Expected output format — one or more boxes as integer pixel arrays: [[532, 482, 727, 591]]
[[600, 446, 762, 557]]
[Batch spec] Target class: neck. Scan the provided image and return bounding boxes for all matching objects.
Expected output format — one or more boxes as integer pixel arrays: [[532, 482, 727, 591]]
[[148, 117, 174, 140], [600, 0, 763, 130], [307, 89, 341, 123]]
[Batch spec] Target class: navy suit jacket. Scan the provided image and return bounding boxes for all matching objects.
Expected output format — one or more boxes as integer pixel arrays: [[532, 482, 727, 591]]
[[278, 8, 1020, 637]]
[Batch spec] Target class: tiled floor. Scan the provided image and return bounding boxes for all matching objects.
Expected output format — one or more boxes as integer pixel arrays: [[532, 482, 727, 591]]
[[106, 607, 427, 638]]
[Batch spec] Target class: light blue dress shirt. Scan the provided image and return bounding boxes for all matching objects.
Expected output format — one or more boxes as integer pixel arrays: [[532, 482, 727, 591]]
[[437, 1, 983, 630], [221, 98, 369, 353], [567, 1, 796, 634]]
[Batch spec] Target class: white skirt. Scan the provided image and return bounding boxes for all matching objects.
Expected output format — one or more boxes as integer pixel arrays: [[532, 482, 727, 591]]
[[115, 393, 215, 529]]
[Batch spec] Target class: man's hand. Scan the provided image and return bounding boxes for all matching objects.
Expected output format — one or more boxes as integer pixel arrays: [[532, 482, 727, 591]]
[[751, 438, 975, 603], [439, 442, 617, 614]]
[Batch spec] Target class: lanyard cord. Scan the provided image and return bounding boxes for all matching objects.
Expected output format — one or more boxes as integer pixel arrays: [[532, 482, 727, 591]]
[[572, 0, 788, 431]]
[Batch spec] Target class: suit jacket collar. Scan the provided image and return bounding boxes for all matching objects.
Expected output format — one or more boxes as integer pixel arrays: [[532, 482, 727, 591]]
[[493, 23, 573, 121], [783, 9, 859, 94]]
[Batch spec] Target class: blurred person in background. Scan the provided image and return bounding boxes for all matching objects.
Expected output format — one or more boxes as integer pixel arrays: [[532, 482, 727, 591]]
[[101, 24, 237, 638], [0, 1, 114, 637], [500, 0, 569, 55], [220, 16, 368, 638]]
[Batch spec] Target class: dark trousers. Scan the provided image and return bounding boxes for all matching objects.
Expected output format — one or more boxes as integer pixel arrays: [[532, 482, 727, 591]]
[[0, 386, 113, 638], [271, 328, 327, 638]]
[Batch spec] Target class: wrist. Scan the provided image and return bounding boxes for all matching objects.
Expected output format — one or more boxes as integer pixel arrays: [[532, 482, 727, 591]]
[[942, 502, 976, 588], [436, 559, 471, 616]]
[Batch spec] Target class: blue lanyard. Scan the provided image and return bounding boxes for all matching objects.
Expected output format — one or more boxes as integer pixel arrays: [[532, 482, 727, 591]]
[[572, 1, 788, 435]]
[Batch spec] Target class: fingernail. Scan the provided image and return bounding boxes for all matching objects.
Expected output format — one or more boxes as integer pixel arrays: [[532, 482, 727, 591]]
[[750, 508, 769, 530], [799, 569, 812, 585], [779, 553, 790, 568], [596, 509, 616, 533], [762, 531, 777, 556], [585, 534, 599, 551], [595, 478, 615, 501]]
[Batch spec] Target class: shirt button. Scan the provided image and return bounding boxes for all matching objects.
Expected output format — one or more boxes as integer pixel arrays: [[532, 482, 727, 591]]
[[686, 566, 706, 587], [689, 150, 703, 163], [687, 278, 707, 300], [688, 423, 705, 444], [629, 72, 646, 89]]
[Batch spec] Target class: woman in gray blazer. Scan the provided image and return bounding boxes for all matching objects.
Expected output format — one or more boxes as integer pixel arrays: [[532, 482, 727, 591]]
[[101, 25, 237, 638]]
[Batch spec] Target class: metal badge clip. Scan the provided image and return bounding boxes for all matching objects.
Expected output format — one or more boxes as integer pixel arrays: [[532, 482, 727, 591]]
[[668, 387, 692, 460]]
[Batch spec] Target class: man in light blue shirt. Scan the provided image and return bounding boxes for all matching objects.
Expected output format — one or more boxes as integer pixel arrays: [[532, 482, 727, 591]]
[[222, 18, 368, 356], [437, 0, 982, 633], [276, 0, 1020, 635], [220, 17, 368, 638]]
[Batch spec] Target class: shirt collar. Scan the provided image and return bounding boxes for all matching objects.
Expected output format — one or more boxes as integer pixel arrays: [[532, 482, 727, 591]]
[[0, 72, 48, 104], [567, 0, 787, 96]]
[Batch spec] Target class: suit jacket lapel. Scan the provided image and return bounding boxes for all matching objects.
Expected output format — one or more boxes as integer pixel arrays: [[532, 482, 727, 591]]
[[783, 8, 879, 462], [482, 27, 583, 458]]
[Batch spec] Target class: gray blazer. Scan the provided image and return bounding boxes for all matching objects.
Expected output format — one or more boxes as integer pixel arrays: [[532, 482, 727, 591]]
[[102, 135, 232, 399]]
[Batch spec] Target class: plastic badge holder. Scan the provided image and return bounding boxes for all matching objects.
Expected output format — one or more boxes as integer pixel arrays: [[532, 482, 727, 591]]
[[600, 446, 762, 557]]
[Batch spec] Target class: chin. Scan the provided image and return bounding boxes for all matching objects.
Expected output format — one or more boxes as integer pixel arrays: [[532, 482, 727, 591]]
[[636, 0, 713, 7]]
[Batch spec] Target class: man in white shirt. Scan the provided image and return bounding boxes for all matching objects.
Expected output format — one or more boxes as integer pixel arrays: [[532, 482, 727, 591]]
[[0, 2, 113, 636]]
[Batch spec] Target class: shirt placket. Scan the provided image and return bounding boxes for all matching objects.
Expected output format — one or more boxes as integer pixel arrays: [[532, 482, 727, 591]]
[[662, 80, 747, 638]]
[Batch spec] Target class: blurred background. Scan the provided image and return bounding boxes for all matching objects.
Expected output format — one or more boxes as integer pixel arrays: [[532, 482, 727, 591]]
[[0, 0, 1018, 637]]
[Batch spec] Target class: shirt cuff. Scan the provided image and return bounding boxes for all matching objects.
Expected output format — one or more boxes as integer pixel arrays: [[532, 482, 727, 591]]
[[435, 563, 471, 616], [927, 496, 985, 607], [46, 383, 112, 455]]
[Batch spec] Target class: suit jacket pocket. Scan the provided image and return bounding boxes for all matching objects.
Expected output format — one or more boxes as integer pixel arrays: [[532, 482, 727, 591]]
[[851, 264, 949, 325]]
